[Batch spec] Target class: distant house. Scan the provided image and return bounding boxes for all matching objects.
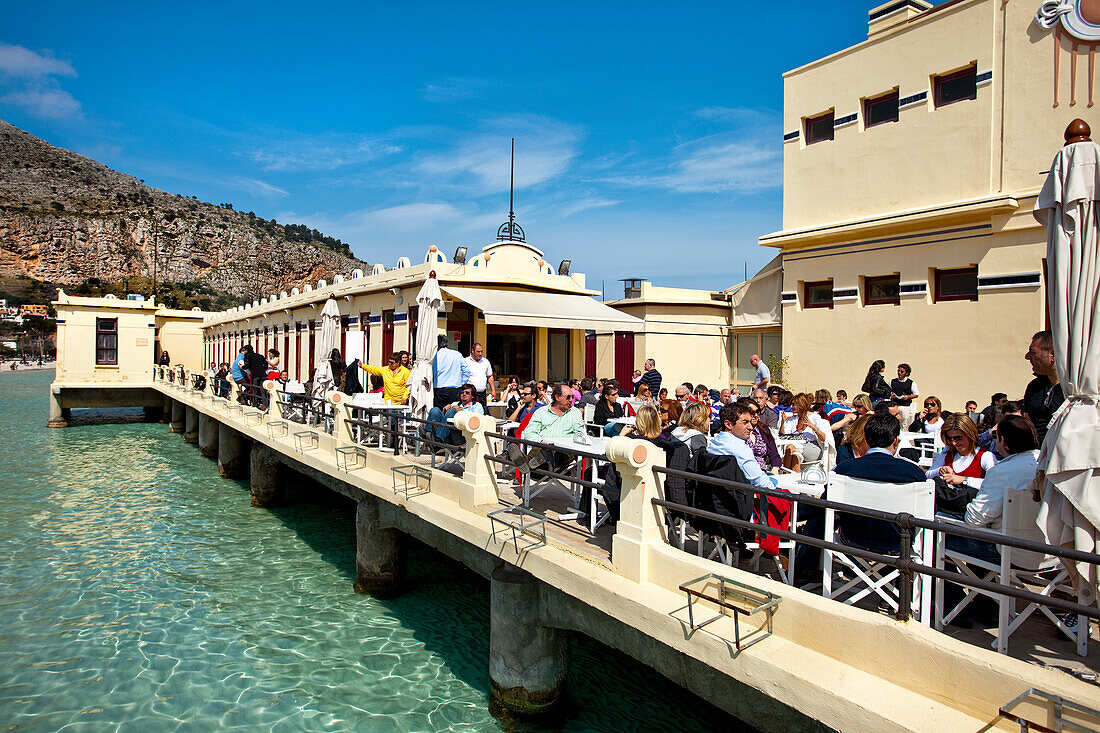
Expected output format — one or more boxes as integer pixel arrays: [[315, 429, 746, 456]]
[[20, 304, 49, 318]]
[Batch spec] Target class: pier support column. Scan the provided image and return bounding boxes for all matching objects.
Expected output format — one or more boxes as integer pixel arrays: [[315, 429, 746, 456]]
[[169, 399, 185, 433], [183, 406, 199, 444], [47, 388, 67, 428], [489, 562, 568, 718], [249, 442, 283, 507], [198, 413, 219, 458], [160, 395, 171, 423], [218, 425, 248, 478], [354, 498, 406, 598]]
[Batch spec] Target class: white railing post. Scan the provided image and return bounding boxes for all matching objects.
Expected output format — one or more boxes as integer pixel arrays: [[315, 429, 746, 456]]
[[265, 379, 283, 421], [607, 436, 666, 583], [455, 411, 498, 509]]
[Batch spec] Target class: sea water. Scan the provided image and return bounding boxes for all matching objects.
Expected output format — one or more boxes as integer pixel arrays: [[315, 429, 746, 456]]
[[0, 370, 743, 731]]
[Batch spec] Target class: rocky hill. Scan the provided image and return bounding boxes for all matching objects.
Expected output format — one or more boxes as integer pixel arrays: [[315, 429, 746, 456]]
[[0, 119, 368, 300]]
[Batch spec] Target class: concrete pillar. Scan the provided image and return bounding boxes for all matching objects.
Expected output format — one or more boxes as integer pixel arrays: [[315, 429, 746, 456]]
[[354, 498, 406, 598], [160, 395, 171, 423], [608, 437, 665, 583], [218, 425, 248, 478], [183, 406, 199, 444], [454, 411, 498, 509], [169, 399, 185, 433], [250, 442, 283, 507], [47, 388, 67, 428], [489, 563, 568, 717], [198, 413, 219, 458]]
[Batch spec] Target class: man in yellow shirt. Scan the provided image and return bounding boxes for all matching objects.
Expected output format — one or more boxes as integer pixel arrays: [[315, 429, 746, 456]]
[[359, 352, 411, 403]]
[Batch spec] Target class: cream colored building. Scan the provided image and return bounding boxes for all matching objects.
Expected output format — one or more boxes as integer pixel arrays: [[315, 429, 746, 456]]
[[203, 238, 640, 387], [760, 0, 1093, 409], [49, 292, 208, 426], [595, 257, 783, 394]]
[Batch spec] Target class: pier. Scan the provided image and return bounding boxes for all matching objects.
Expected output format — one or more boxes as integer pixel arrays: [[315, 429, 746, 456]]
[[126, 365, 1099, 731]]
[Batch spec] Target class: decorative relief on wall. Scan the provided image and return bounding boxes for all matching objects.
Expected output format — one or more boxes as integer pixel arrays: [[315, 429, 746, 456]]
[[1036, 0, 1100, 106]]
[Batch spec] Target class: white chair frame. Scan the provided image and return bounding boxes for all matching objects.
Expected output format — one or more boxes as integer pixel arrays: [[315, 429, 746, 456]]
[[823, 476, 936, 624]]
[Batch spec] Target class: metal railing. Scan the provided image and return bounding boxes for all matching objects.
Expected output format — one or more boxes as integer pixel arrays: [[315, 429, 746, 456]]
[[274, 387, 332, 431], [650, 465, 1100, 624]]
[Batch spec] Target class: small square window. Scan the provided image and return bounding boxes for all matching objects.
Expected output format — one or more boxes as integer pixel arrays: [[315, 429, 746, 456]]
[[934, 267, 978, 302], [934, 65, 977, 107], [804, 280, 834, 309], [864, 91, 899, 128], [865, 275, 900, 305], [804, 112, 834, 144]]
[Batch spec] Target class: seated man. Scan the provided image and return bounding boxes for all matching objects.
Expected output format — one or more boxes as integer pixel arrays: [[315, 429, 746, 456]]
[[427, 384, 484, 445], [507, 382, 544, 425], [833, 413, 928, 553], [707, 402, 779, 491], [523, 383, 585, 473]]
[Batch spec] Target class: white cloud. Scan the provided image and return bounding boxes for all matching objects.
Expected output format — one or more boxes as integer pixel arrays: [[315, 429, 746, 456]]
[[558, 196, 619, 218], [229, 176, 289, 197], [416, 114, 583, 194], [0, 43, 75, 79], [357, 203, 463, 230], [0, 88, 80, 119], [0, 43, 81, 120], [419, 76, 490, 103], [247, 135, 402, 171]]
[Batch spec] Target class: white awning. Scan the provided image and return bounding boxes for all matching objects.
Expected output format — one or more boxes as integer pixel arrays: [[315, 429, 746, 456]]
[[442, 286, 642, 332]]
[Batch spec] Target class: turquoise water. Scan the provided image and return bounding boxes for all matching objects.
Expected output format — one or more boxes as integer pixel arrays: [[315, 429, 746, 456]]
[[0, 370, 740, 731]]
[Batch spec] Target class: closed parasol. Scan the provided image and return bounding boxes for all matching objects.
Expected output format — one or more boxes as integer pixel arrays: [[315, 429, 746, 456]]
[[407, 272, 442, 420], [1033, 119, 1100, 606], [310, 297, 342, 402]]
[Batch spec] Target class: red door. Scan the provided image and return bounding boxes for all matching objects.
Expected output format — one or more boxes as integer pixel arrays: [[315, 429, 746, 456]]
[[282, 328, 289, 377], [585, 333, 596, 378], [614, 332, 634, 391], [295, 324, 302, 380], [382, 310, 395, 360]]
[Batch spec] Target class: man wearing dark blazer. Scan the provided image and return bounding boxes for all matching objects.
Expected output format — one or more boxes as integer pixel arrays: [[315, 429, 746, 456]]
[[833, 413, 927, 553]]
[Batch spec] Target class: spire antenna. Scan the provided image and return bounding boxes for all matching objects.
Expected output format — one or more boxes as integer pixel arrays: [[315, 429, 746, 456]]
[[497, 137, 525, 242]]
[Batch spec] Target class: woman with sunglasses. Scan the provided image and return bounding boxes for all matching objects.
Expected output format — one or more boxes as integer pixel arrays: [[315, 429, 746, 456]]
[[909, 396, 945, 434], [743, 398, 781, 473], [927, 413, 997, 491], [358, 351, 411, 403]]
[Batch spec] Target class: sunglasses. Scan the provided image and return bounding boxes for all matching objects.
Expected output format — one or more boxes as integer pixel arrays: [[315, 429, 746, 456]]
[[945, 434, 968, 443]]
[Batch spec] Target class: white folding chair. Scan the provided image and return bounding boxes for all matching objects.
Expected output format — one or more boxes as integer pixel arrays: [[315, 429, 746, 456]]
[[582, 403, 605, 436], [823, 476, 936, 624]]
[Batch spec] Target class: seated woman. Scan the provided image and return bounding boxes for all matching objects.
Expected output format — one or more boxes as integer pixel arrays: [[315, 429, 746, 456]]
[[670, 402, 711, 457], [928, 414, 997, 510], [634, 382, 653, 404], [658, 399, 683, 438], [745, 398, 782, 473], [502, 376, 522, 413], [593, 383, 626, 436], [834, 414, 870, 464], [266, 348, 282, 380], [909, 396, 945, 434], [780, 392, 831, 472], [359, 351, 410, 404], [852, 394, 873, 417]]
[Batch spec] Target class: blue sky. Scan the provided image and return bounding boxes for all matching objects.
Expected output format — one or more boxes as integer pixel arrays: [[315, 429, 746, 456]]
[[0, 1, 877, 294]]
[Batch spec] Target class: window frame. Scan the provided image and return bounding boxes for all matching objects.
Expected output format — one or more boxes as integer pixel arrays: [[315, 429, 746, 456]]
[[804, 111, 835, 145], [864, 274, 901, 306], [934, 266, 979, 303], [95, 317, 119, 365], [803, 279, 835, 309], [863, 90, 900, 128], [933, 64, 977, 108]]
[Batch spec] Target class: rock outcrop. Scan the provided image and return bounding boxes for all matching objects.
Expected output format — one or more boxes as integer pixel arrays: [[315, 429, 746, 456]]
[[0, 119, 367, 298]]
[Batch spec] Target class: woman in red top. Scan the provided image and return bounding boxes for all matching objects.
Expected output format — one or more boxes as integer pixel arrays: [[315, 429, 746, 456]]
[[927, 413, 997, 491]]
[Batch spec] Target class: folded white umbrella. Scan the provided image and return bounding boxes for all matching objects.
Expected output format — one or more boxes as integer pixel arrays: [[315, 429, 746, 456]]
[[407, 274, 442, 420], [1033, 121, 1100, 606]]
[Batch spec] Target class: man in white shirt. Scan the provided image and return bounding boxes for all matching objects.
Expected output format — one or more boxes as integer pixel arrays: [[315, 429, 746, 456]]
[[464, 342, 495, 405]]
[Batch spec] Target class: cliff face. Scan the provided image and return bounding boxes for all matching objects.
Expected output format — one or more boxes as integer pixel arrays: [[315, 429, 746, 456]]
[[0, 119, 367, 298]]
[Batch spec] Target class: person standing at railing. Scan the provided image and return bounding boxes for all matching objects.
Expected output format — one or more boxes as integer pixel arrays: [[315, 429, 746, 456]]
[[157, 350, 171, 366], [231, 346, 248, 401], [359, 352, 410, 404]]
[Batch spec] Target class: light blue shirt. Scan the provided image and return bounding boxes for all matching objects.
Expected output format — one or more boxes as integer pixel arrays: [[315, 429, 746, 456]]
[[433, 347, 471, 388], [231, 354, 247, 382], [707, 431, 778, 489], [455, 401, 485, 415], [754, 360, 771, 388]]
